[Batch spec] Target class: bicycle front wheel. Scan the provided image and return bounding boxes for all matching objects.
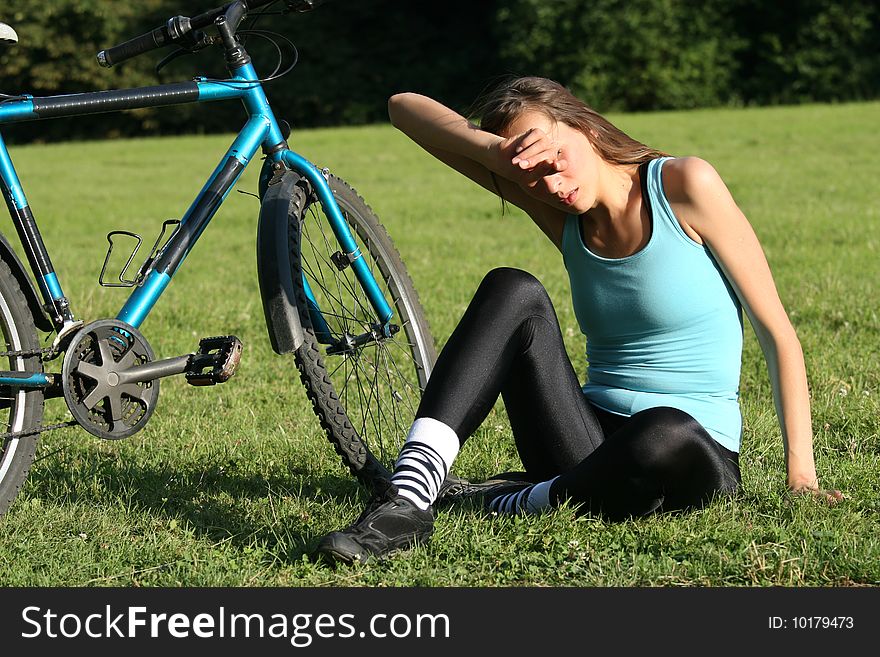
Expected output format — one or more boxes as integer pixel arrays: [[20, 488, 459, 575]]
[[289, 174, 436, 488], [0, 258, 45, 515]]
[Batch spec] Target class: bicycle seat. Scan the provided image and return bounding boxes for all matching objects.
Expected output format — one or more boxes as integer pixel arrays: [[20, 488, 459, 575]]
[[0, 23, 18, 44]]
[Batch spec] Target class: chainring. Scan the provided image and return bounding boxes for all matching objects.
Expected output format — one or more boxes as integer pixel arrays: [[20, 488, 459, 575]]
[[61, 319, 159, 440]]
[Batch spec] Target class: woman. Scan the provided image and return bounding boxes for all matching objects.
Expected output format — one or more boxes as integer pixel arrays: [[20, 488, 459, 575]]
[[315, 76, 841, 565]]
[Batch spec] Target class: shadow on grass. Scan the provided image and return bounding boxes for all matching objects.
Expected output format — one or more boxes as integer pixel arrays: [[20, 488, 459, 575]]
[[24, 448, 367, 562]]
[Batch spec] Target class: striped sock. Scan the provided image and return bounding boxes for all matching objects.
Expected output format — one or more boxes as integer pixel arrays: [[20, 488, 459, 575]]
[[489, 477, 559, 515], [390, 417, 460, 510]]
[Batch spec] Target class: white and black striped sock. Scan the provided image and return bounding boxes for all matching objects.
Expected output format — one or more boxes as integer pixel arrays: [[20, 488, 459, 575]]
[[488, 477, 559, 515], [390, 417, 460, 510]]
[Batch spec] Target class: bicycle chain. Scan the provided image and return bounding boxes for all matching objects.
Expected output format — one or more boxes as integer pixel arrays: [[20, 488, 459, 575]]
[[0, 345, 74, 440], [0, 345, 59, 360], [2, 420, 78, 440]]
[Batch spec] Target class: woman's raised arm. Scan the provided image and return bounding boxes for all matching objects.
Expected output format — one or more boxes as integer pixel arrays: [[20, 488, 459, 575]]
[[388, 93, 565, 244]]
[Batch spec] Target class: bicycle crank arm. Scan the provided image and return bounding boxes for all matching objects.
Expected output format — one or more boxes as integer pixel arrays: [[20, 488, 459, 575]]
[[114, 355, 191, 384]]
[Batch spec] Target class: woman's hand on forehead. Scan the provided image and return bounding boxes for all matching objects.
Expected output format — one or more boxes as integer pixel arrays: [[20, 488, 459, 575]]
[[496, 127, 567, 189], [506, 127, 565, 169], [491, 127, 568, 190]]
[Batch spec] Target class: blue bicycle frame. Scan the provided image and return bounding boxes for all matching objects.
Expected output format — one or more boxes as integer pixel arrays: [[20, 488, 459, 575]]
[[0, 60, 393, 389]]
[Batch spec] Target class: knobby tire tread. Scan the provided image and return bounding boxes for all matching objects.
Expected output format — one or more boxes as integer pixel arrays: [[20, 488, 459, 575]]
[[0, 257, 45, 515]]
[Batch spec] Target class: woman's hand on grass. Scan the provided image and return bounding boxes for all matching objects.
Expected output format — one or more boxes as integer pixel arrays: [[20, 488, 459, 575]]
[[787, 481, 844, 506]]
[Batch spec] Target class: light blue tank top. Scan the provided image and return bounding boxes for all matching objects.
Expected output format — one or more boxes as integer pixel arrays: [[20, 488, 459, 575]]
[[562, 157, 744, 452]]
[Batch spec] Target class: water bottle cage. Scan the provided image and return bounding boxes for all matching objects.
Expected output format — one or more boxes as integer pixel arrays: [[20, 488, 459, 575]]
[[99, 219, 181, 288]]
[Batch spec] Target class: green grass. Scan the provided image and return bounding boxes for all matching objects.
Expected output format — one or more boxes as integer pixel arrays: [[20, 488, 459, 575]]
[[0, 101, 878, 586]]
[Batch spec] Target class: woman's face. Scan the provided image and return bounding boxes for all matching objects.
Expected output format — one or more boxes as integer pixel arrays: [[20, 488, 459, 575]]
[[501, 110, 600, 215]]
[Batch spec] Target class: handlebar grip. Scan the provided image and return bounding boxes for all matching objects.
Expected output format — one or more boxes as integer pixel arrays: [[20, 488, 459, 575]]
[[97, 16, 195, 68], [98, 25, 172, 68]]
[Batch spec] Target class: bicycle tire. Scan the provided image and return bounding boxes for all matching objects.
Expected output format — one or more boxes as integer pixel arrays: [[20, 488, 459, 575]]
[[287, 174, 437, 489], [0, 257, 45, 516]]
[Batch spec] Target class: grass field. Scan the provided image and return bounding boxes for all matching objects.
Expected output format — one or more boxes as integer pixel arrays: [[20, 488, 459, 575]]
[[0, 101, 878, 587]]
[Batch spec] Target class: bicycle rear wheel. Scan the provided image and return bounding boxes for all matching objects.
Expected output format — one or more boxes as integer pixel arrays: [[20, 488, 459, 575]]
[[0, 258, 45, 515], [288, 174, 436, 488]]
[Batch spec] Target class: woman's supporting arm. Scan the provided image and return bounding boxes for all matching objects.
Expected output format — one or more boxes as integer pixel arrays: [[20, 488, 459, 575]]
[[664, 156, 842, 503]]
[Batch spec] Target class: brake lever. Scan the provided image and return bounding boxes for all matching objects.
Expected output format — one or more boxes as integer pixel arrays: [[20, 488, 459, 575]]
[[154, 31, 216, 74]]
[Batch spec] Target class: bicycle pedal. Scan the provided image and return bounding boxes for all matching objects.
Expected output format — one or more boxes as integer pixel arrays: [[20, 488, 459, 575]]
[[185, 336, 243, 386]]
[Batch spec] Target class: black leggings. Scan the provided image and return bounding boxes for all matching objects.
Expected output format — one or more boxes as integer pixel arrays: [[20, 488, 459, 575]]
[[416, 267, 741, 520]]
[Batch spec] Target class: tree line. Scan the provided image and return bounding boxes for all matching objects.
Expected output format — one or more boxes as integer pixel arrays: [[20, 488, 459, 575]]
[[1, 0, 877, 143]]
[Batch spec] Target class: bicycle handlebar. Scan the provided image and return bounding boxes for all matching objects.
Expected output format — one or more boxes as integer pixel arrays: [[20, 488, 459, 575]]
[[97, 17, 185, 68], [96, 0, 284, 68]]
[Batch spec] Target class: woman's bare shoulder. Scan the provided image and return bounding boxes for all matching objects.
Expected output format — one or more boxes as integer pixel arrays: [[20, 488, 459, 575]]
[[660, 156, 727, 204]]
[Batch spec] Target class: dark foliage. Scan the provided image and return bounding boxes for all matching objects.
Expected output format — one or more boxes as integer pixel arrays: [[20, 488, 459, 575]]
[[0, 0, 876, 142]]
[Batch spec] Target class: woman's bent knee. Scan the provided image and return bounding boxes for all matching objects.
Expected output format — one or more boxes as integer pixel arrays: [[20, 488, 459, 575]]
[[633, 406, 703, 433], [477, 267, 554, 317]]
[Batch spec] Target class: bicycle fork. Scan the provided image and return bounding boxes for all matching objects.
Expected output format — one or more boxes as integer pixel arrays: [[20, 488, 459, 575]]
[[282, 150, 394, 337]]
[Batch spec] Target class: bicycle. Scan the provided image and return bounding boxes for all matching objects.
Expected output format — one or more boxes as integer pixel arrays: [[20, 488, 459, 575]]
[[0, 0, 438, 515]]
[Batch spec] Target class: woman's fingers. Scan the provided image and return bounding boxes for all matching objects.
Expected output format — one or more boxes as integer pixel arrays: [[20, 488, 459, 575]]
[[823, 489, 845, 504], [512, 133, 560, 168], [512, 144, 555, 167], [789, 485, 845, 506], [513, 127, 545, 152]]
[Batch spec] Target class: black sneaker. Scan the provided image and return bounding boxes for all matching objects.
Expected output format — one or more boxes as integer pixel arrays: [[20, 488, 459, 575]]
[[482, 480, 535, 514], [315, 482, 434, 564], [436, 471, 535, 509], [435, 472, 471, 502]]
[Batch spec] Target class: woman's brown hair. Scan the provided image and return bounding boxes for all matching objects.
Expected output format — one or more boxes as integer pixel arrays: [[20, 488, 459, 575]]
[[472, 76, 668, 165]]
